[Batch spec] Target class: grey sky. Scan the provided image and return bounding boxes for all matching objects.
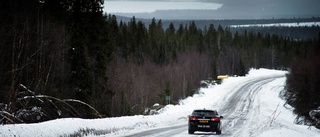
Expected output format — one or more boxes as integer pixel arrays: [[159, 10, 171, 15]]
[[105, 1, 222, 13], [105, 0, 320, 19]]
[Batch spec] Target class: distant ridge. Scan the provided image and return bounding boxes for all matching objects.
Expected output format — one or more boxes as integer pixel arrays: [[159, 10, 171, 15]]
[[110, 9, 320, 20], [112, 15, 320, 28]]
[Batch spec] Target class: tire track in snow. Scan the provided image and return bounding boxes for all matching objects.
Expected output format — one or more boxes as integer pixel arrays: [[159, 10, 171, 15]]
[[218, 76, 284, 137]]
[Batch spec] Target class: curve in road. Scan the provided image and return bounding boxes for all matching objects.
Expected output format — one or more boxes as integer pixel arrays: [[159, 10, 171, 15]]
[[125, 75, 285, 137]]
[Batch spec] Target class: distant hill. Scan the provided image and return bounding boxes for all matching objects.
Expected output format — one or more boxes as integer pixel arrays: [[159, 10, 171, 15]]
[[111, 8, 320, 20], [115, 15, 320, 28]]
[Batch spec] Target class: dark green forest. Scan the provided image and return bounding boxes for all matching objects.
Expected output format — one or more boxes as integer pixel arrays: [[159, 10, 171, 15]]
[[0, 0, 319, 128]]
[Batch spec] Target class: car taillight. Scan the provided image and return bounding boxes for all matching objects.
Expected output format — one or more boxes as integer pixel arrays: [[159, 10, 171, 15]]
[[189, 116, 197, 120], [211, 117, 220, 121]]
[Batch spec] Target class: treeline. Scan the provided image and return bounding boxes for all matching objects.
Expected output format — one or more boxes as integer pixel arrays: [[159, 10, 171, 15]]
[[119, 15, 320, 29], [133, 17, 320, 40], [284, 54, 320, 128], [0, 0, 319, 126], [105, 18, 320, 116]]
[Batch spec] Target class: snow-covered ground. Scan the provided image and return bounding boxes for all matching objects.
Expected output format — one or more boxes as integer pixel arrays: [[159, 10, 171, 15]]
[[230, 22, 320, 27], [0, 69, 319, 137]]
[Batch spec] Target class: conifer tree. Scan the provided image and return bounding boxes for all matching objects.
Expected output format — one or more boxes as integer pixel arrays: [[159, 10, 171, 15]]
[[118, 21, 129, 59], [67, 0, 105, 117], [176, 24, 186, 52], [165, 22, 177, 62]]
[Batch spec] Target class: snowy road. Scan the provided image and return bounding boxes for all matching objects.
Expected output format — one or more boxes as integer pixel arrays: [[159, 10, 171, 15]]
[[218, 76, 282, 137], [124, 76, 283, 137]]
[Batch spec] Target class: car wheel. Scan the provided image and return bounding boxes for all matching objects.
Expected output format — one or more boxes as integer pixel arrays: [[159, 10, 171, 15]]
[[216, 130, 221, 135], [188, 130, 194, 134]]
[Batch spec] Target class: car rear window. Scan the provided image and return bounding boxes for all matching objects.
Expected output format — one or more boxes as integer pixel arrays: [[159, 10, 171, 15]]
[[192, 110, 217, 116]]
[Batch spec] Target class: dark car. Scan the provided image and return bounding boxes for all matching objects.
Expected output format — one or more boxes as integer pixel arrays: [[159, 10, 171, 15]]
[[188, 109, 223, 135]]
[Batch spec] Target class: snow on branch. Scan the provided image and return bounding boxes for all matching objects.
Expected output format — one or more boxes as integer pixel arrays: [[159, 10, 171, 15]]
[[19, 84, 35, 95], [309, 106, 320, 128], [20, 95, 82, 118], [1, 84, 102, 124], [0, 111, 24, 124]]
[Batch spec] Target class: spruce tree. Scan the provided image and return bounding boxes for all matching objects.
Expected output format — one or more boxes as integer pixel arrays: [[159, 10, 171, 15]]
[[67, 0, 105, 117]]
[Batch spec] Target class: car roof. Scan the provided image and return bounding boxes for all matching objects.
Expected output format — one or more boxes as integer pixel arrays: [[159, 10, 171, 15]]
[[193, 109, 216, 112], [191, 109, 219, 115]]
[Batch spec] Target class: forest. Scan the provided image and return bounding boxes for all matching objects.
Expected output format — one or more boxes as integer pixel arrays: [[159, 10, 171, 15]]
[[0, 0, 319, 128]]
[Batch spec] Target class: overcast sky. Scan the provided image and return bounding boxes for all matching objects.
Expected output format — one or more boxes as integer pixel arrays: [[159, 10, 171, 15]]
[[104, 0, 320, 19], [105, 0, 222, 13]]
